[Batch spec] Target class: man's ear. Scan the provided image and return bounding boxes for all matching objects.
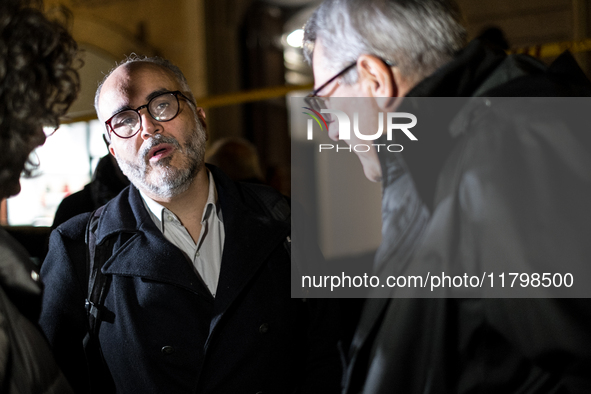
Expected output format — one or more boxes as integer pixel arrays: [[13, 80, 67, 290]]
[[357, 54, 397, 98], [197, 107, 209, 140], [109, 144, 117, 157]]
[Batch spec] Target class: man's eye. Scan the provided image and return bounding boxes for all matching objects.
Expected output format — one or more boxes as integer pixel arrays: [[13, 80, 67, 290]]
[[154, 102, 170, 114], [113, 115, 137, 128]]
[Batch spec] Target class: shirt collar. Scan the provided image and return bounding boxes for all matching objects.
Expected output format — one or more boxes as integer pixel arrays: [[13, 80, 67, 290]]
[[139, 170, 222, 232]]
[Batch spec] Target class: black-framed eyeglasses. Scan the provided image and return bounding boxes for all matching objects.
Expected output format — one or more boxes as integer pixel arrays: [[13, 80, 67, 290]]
[[304, 59, 394, 118], [304, 62, 356, 123], [105, 90, 194, 140], [308, 61, 357, 99]]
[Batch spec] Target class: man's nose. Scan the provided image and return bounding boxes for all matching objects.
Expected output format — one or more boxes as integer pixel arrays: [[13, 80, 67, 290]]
[[139, 110, 162, 140], [327, 121, 339, 141]]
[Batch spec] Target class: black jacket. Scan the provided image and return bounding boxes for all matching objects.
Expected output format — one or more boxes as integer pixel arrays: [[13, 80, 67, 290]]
[[0, 227, 73, 393], [40, 165, 341, 394], [345, 39, 591, 393]]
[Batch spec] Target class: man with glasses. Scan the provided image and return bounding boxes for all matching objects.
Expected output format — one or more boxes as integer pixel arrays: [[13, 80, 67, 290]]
[[39, 56, 340, 393], [303, 0, 591, 393]]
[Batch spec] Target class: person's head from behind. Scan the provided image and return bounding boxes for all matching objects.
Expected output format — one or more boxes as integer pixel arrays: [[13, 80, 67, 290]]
[[0, 0, 79, 199], [206, 137, 264, 183], [303, 0, 466, 98], [302, 0, 466, 181], [95, 56, 208, 201]]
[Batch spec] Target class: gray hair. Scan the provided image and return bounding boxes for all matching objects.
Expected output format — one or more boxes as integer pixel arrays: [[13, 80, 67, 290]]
[[303, 0, 467, 86], [94, 54, 195, 126]]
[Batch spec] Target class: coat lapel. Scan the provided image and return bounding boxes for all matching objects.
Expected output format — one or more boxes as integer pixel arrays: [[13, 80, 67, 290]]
[[95, 186, 212, 299], [91, 170, 289, 327], [209, 166, 290, 318], [101, 230, 212, 298]]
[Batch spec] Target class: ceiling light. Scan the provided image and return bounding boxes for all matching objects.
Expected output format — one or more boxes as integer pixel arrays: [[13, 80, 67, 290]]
[[286, 29, 304, 48]]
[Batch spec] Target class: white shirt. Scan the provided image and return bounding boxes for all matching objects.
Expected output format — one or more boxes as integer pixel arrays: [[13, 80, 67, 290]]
[[140, 171, 225, 297]]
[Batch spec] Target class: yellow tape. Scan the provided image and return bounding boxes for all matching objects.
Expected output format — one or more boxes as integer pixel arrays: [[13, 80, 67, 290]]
[[197, 84, 313, 108], [508, 37, 591, 58], [62, 84, 313, 124]]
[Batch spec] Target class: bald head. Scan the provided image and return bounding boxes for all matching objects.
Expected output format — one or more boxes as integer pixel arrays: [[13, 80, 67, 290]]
[[95, 56, 194, 124], [97, 62, 183, 124]]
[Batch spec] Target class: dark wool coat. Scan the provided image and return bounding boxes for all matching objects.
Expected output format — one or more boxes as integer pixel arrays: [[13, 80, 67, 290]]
[[40, 165, 341, 394], [344, 40, 591, 394]]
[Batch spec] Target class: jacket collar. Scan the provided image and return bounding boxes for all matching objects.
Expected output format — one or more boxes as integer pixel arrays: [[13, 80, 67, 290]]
[[377, 39, 508, 207], [406, 38, 508, 98], [208, 164, 289, 316], [378, 38, 570, 210], [94, 165, 289, 312]]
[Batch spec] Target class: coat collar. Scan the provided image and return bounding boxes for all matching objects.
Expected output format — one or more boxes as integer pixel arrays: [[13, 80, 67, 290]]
[[94, 165, 289, 312], [406, 38, 508, 98], [207, 164, 290, 316], [378, 38, 573, 210]]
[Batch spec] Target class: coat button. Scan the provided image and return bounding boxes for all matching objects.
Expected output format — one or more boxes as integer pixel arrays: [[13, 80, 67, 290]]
[[259, 323, 269, 334], [161, 346, 175, 355]]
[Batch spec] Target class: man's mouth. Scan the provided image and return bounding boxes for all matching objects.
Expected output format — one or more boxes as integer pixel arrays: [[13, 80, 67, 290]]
[[148, 143, 174, 162]]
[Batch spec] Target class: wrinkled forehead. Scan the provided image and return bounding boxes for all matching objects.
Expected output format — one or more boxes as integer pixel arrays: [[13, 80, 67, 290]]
[[98, 62, 181, 119]]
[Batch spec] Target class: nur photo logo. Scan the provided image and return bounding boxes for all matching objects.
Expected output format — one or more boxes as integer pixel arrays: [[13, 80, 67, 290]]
[[302, 106, 418, 153]]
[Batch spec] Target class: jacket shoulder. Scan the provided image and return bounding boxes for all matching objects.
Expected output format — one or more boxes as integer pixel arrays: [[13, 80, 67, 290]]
[[208, 163, 290, 220], [236, 181, 290, 220], [54, 211, 93, 242]]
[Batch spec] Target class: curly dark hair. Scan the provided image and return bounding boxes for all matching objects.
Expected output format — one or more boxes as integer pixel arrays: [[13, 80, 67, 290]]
[[0, 0, 79, 195]]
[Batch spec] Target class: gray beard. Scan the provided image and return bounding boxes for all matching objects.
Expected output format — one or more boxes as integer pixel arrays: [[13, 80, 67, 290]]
[[116, 122, 206, 199]]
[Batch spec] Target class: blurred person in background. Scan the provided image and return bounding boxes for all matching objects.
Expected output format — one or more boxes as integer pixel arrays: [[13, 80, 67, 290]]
[[0, 0, 79, 392], [52, 153, 129, 228], [205, 137, 265, 184]]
